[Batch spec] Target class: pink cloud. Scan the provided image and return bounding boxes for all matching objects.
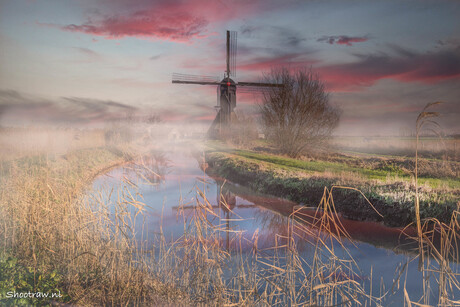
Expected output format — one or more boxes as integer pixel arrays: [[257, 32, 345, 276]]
[[234, 47, 460, 92], [60, 12, 208, 41], [318, 48, 460, 91], [47, 0, 263, 41]]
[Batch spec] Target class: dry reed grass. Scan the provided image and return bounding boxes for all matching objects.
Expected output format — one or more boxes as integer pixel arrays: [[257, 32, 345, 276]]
[[400, 102, 460, 306], [1, 116, 459, 306], [0, 146, 162, 305]]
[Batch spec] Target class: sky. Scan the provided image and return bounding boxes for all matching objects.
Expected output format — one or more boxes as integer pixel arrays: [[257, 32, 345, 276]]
[[0, 0, 459, 135]]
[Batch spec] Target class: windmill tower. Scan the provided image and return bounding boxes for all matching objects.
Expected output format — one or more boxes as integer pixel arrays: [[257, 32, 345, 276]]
[[172, 30, 281, 138]]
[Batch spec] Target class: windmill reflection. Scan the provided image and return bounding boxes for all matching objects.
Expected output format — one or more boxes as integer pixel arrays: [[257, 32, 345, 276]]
[[172, 183, 253, 252], [218, 184, 236, 251], [172, 180, 318, 252]]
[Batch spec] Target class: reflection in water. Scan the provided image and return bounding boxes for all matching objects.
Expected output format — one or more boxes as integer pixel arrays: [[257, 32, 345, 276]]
[[171, 184, 246, 252], [91, 149, 459, 305], [219, 185, 235, 251]]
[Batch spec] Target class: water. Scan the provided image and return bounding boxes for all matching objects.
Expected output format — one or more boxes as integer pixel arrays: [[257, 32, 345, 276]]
[[91, 147, 459, 305]]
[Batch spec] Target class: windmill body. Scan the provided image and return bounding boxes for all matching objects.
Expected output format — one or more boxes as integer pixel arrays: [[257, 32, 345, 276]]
[[211, 77, 236, 136], [172, 31, 280, 138]]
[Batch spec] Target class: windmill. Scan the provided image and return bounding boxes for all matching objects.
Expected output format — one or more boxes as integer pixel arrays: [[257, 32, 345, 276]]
[[172, 30, 281, 138], [172, 184, 252, 251]]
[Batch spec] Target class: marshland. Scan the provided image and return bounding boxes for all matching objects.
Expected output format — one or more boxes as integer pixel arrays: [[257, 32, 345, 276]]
[[0, 121, 459, 306], [1, 1, 460, 306]]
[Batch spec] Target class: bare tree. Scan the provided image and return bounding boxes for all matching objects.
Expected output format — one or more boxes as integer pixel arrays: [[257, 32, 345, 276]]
[[260, 67, 340, 157]]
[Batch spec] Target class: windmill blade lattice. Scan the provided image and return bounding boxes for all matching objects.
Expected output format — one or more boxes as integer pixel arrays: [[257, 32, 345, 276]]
[[228, 31, 237, 78], [172, 73, 220, 85]]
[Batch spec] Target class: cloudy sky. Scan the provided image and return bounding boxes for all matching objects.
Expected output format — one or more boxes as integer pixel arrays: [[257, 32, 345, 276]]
[[0, 0, 459, 134]]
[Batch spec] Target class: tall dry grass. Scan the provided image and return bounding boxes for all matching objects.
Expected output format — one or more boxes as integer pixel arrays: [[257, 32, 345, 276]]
[[415, 102, 443, 269], [401, 102, 460, 306], [0, 147, 165, 305], [1, 121, 458, 305]]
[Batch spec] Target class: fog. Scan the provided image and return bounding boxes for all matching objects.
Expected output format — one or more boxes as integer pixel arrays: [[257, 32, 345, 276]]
[[0, 85, 458, 163]]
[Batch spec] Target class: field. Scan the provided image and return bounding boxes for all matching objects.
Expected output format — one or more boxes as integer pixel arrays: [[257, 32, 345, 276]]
[[332, 136, 459, 161], [0, 127, 107, 161]]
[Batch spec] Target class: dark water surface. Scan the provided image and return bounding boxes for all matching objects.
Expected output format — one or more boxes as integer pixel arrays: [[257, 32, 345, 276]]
[[91, 147, 459, 305]]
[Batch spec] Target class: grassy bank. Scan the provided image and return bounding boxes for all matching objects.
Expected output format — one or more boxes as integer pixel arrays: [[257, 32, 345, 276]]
[[0, 146, 177, 305], [204, 142, 459, 227]]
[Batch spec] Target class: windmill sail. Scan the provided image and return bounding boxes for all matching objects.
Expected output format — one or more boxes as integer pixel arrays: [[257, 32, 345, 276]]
[[172, 73, 220, 85], [226, 31, 237, 78], [237, 81, 282, 87]]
